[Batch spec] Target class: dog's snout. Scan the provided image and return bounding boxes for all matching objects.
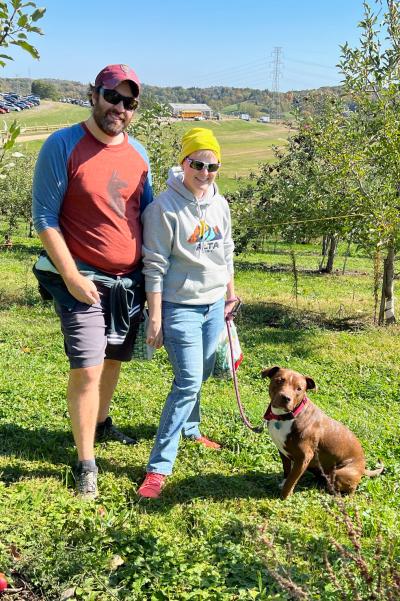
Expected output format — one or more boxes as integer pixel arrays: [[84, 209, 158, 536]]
[[279, 394, 291, 403]]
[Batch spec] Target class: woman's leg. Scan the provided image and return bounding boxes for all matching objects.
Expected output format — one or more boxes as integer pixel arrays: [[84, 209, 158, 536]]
[[146, 302, 204, 475], [183, 298, 225, 438]]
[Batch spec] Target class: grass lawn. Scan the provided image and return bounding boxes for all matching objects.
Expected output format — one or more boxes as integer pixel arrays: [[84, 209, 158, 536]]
[[2, 100, 89, 127], [0, 236, 398, 599]]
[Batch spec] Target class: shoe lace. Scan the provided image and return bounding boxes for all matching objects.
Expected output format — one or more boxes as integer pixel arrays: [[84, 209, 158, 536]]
[[145, 473, 164, 486], [77, 470, 97, 494]]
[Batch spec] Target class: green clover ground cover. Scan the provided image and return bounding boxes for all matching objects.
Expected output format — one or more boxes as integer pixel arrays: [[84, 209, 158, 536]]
[[0, 240, 399, 600]]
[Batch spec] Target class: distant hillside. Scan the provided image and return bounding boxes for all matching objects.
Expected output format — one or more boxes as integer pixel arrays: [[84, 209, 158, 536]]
[[0, 77, 343, 117], [0, 77, 87, 99]]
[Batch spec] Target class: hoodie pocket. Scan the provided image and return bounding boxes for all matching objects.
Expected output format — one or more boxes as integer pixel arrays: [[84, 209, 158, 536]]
[[179, 268, 228, 298]]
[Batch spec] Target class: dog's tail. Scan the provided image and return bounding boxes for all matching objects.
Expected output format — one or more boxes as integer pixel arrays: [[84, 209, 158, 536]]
[[364, 463, 384, 478]]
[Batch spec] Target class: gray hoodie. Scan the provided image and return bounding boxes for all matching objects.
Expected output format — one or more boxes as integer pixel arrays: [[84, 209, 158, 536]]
[[142, 167, 234, 305]]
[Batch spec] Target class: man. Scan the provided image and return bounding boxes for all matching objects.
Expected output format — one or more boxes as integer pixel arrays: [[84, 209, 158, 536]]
[[32, 64, 152, 500]]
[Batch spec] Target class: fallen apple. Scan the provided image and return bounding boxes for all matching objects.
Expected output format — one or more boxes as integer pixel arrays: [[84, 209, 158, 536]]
[[0, 573, 7, 591]]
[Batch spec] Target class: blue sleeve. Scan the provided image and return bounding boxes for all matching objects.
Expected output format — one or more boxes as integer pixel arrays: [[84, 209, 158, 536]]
[[32, 125, 85, 233], [128, 136, 154, 214]]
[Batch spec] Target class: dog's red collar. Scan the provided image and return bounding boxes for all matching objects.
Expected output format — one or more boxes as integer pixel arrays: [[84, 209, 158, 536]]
[[264, 396, 309, 422]]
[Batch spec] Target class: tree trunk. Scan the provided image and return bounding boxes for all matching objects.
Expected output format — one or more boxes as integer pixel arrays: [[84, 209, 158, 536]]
[[378, 244, 396, 325], [321, 235, 328, 256], [324, 234, 339, 274], [319, 235, 328, 270]]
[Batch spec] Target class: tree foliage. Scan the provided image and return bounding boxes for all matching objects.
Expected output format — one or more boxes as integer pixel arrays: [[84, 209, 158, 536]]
[[230, 1, 400, 322], [0, 1, 45, 178], [0, 0, 45, 66], [0, 151, 36, 234], [128, 102, 179, 196], [31, 79, 58, 99]]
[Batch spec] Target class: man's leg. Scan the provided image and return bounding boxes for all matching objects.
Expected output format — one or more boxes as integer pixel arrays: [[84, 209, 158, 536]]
[[94, 358, 137, 445], [67, 363, 104, 461], [98, 359, 121, 423]]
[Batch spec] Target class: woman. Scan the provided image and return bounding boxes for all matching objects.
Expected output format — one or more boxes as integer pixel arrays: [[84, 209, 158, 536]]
[[138, 128, 236, 499]]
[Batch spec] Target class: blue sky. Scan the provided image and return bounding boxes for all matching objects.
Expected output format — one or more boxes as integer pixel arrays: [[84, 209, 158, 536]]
[[2, 0, 368, 91]]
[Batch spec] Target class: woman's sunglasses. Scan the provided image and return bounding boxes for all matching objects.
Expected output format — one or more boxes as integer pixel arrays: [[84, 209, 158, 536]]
[[185, 158, 221, 173], [99, 87, 139, 111]]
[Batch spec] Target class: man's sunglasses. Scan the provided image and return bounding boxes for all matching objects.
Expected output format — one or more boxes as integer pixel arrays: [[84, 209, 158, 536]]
[[99, 87, 138, 111], [185, 158, 221, 173]]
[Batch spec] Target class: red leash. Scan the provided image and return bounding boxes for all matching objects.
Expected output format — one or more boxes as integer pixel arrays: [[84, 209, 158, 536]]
[[226, 301, 264, 434]]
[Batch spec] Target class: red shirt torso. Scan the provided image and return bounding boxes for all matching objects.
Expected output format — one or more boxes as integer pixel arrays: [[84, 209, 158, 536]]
[[59, 124, 148, 275]]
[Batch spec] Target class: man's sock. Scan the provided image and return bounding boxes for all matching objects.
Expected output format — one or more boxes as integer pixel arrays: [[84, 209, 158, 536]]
[[77, 459, 97, 472]]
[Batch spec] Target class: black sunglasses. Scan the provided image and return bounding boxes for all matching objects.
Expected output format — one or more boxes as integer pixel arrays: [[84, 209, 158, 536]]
[[185, 158, 221, 173], [99, 87, 138, 111]]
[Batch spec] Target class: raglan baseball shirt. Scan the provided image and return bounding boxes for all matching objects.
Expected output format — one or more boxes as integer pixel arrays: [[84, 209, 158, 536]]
[[32, 122, 152, 275]]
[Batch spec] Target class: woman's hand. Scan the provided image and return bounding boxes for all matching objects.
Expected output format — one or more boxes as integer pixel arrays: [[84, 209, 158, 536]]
[[146, 318, 163, 349], [146, 291, 163, 348], [224, 297, 238, 318]]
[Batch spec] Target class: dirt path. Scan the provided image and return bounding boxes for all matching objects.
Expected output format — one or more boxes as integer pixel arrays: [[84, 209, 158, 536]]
[[18, 133, 51, 141]]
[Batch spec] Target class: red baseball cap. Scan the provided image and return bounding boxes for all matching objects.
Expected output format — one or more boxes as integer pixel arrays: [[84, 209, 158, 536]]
[[94, 64, 140, 97]]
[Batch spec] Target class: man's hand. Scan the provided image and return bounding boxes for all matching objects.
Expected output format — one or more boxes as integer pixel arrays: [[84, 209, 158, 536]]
[[38, 228, 100, 305], [65, 274, 100, 304], [146, 318, 163, 349]]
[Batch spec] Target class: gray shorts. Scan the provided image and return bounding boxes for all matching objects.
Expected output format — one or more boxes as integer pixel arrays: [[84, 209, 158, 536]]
[[55, 284, 141, 369]]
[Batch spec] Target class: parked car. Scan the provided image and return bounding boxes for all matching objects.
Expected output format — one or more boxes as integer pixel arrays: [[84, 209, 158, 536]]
[[2, 103, 20, 111]]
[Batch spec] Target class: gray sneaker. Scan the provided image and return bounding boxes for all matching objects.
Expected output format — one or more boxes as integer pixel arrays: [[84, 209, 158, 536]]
[[95, 417, 137, 445], [74, 467, 98, 500]]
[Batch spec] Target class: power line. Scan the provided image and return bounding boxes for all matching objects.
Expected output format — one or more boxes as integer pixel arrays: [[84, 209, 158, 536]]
[[194, 58, 267, 87], [285, 56, 339, 71]]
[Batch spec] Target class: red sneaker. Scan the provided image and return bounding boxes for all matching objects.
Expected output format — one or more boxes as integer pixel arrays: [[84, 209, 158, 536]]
[[194, 436, 221, 450], [137, 473, 166, 499]]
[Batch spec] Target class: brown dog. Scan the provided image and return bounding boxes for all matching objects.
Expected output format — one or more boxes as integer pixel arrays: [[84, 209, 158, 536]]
[[261, 366, 383, 499]]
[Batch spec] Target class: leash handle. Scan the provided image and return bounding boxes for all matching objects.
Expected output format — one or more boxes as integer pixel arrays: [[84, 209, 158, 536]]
[[226, 316, 263, 434], [226, 297, 242, 320]]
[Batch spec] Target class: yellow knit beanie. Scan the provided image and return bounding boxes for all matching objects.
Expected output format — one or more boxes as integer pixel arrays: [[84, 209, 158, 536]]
[[179, 127, 221, 164]]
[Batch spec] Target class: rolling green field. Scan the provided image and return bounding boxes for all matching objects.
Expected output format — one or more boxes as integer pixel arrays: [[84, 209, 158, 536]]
[[172, 120, 291, 191], [2, 100, 89, 127], [0, 235, 399, 600], [9, 102, 290, 192]]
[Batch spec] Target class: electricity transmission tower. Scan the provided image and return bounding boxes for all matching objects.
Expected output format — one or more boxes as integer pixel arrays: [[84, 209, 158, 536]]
[[271, 47, 283, 121]]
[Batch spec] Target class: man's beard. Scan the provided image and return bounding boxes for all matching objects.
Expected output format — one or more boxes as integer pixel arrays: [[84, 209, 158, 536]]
[[92, 104, 130, 137]]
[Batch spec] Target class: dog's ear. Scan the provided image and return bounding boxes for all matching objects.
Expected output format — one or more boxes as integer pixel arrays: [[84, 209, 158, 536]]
[[305, 376, 316, 391], [261, 366, 281, 379]]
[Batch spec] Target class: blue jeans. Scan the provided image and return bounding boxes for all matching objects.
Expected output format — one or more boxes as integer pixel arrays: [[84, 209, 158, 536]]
[[147, 298, 225, 475]]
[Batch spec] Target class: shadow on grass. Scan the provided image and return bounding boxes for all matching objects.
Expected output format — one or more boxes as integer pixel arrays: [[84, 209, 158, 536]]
[[238, 301, 367, 338], [0, 243, 39, 256], [0, 422, 157, 485], [135, 472, 281, 508], [136, 470, 326, 511], [174, 471, 279, 500], [237, 260, 369, 277], [0, 288, 43, 311]]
